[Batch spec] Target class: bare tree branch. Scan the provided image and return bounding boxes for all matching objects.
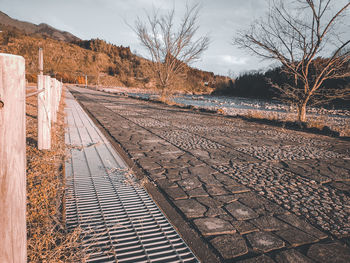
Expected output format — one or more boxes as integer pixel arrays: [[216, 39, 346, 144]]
[[134, 4, 209, 96], [234, 0, 350, 122]]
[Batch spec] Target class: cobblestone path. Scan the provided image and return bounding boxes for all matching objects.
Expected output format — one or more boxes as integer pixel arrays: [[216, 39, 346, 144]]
[[70, 86, 350, 263]]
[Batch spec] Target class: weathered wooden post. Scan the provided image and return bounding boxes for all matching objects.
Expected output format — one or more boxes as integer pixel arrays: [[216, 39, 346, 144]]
[[59, 81, 63, 102], [58, 81, 60, 103], [55, 79, 59, 113], [0, 53, 27, 262], [38, 75, 51, 150], [51, 78, 57, 123], [51, 78, 59, 123], [38, 47, 43, 75]]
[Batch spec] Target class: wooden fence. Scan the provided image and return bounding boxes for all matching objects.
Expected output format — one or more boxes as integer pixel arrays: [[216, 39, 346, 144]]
[[0, 52, 63, 262]]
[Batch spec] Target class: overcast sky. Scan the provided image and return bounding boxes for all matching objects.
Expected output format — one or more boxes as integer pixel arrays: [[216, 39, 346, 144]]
[[1, 0, 349, 76]]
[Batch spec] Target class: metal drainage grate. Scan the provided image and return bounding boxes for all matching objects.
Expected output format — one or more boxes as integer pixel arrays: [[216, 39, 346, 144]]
[[65, 91, 199, 263]]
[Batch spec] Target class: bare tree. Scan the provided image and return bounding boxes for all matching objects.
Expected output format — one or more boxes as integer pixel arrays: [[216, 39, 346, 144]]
[[135, 4, 209, 97], [234, 0, 350, 122]]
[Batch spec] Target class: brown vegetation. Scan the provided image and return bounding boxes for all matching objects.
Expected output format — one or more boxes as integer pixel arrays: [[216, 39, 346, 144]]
[[0, 19, 225, 94], [26, 89, 82, 262], [241, 109, 350, 137]]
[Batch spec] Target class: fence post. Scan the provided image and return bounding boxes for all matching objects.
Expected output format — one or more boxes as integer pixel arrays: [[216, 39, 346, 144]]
[[38, 47, 43, 74], [51, 78, 57, 123], [60, 81, 62, 101], [38, 75, 51, 150], [56, 79, 60, 113], [0, 53, 27, 262]]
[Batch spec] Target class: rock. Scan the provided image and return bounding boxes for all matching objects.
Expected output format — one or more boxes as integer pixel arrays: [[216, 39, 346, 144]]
[[226, 201, 259, 220], [187, 187, 209, 198], [231, 220, 259, 234], [214, 195, 239, 204], [205, 207, 227, 217], [156, 178, 178, 189], [173, 199, 206, 218], [137, 158, 162, 170], [178, 177, 202, 191], [211, 234, 248, 259], [307, 242, 350, 263], [246, 231, 285, 253], [163, 187, 188, 200], [250, 216, 290, 231], [189, 165, 216, 176], [190, 149, 211, 159], [277, 214, 327, 240], [198, 174, 222, 186], [206, 185, 228, 196], [215, 173, 241, 186], [193, 218, 236, 236], [197, 197, 222, 208], [276, 228, 318, 247], [275, 249, 314, 263], [237, 255, 275, 263], [225, 185, 250, 194]]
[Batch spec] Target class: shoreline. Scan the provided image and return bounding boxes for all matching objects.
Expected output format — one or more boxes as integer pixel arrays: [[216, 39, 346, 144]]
[[84, 85, 350, 137]]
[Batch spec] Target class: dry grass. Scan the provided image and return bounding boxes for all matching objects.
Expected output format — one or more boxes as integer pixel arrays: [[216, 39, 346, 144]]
[[241, 109, 350, 137], [26, 89, 83, 262], [157, 95, 180, 106]]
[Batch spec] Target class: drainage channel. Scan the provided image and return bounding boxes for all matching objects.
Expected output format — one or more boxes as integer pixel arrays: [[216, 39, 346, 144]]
[[64, 90, 199, 263]]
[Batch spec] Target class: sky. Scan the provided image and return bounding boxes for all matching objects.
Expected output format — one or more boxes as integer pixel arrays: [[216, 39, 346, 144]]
[[1, 0, 349, 76]]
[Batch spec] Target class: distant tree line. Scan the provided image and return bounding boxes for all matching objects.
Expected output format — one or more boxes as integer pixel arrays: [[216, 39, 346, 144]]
[[233, 0, 350, 121], [213, 65, 350, 108]]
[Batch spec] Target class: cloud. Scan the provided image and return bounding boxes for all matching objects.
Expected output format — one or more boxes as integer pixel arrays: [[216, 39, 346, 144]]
[[220, 55, 247, 65], [0, 0, 275, 75]]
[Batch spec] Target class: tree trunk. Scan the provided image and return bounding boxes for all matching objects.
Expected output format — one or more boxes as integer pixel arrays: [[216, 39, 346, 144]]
[[297, 100, 307, 122]]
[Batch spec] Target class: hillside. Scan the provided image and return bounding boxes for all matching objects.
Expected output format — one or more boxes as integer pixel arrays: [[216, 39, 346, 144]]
[[0, 11, 227, 93], [0, 11, 80, 42]]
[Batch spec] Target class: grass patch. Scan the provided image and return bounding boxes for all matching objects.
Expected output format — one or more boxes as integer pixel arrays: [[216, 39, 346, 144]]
[[240, 110, 349, 137]]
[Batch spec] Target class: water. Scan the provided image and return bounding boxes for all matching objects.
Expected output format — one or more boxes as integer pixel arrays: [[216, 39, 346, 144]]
[[124, 91, 350, 118]]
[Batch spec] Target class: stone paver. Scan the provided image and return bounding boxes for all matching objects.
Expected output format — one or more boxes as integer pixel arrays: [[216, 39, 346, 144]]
[[307, 242, 350, 263], [69, 86, 350, 262], [193, 218, 236, 236], [275, 228, 318, 247], [211, 234, 248, 259], [275, 249, 314, 263], [246, 231, 285, 253], [174, 199, 206, 218], [237, 254, 275, 263], [226, 201, 259, 220]]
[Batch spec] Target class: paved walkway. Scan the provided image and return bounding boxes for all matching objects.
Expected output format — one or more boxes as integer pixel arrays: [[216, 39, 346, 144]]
[[64, 90, 198, 262], [69, 86, 350, 263]]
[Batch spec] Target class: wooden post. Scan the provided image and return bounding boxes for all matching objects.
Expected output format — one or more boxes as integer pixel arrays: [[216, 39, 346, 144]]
[[0, 53, 27, 262], [59, 81, 62, 102], [38, 75, 51, 150], [55, 79, 59, 112], [51, 78, 57, 123], [38, 48, 43, 75]]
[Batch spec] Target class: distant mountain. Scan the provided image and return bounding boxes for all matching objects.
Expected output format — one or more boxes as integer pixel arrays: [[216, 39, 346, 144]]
[[0, 11, 80, 42]]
